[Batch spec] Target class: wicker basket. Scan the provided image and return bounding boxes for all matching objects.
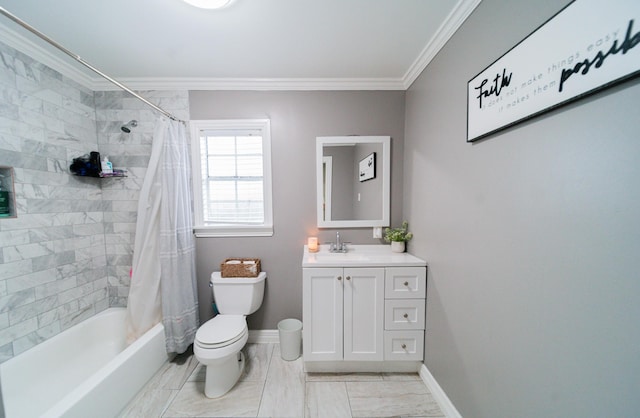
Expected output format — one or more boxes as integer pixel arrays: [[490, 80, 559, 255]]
[[220, 258, 261, 278]]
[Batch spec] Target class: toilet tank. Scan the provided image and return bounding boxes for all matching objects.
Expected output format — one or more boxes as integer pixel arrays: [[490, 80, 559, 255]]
[[210, 271, 266, 315]]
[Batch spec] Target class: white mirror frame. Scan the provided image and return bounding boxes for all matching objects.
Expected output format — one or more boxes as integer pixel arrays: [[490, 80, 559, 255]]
[[316, 136, 390, 228]]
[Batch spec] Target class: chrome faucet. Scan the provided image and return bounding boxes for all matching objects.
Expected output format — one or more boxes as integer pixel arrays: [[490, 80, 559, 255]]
[[329, 231, 349, 253]]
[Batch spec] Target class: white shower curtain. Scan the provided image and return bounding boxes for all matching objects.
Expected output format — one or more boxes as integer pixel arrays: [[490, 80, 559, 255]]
[[126, 118, 199, 354]]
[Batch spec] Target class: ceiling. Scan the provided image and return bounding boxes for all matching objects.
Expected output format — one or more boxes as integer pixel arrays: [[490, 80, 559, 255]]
[[0, 0, 479, 90]]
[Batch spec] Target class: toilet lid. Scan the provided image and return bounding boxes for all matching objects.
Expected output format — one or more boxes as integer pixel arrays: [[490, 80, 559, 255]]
[[196, 315, 247, 347]]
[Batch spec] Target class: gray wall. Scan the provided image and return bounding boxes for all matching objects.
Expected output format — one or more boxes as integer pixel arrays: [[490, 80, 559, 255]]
[[404, 1, 640, 417], [189, 90, 405, 329]]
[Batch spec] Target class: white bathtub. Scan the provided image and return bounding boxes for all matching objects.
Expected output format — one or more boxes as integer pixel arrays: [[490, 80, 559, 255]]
[[0, 308, 171, 418]]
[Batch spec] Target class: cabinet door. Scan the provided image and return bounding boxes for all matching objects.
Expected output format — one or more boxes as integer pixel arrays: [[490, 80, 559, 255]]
[[303, 268, 343, 361], [343, 268, 384, 361]]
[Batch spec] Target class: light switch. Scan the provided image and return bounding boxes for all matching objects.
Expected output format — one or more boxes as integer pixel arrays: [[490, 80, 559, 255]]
[[373, 227, 382, 238]]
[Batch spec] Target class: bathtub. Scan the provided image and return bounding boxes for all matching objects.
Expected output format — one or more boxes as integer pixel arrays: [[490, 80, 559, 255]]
[[0, 308, 171, 418]]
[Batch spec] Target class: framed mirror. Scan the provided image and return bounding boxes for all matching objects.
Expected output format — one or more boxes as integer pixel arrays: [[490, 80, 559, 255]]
[[316, 136, 390, 228]]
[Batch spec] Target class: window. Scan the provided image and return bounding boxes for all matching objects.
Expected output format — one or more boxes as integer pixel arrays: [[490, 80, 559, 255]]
[[190, 119, 273, 237]]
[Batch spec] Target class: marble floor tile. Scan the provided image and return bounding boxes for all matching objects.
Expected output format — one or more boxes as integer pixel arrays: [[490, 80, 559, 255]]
[[118, 388, 178, 418], [163, 380, 264, 418], [305, 382, 351, 418], [186, 343, 272, 384], [257, 345, 306, 418], [122, 343, 446, 418], [187, 364, 205, 382], [241, 342, 274, 382], [346, 381, 444, 417], [154, 350, 201, 390]]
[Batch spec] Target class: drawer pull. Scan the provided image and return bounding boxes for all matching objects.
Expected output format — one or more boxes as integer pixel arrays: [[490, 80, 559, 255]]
[[337, 276, 342, 281], [346, 276, 351, 281], [404, 281, 409, 286], [403, 313, 409, 319], [401, 344, 407, 349]]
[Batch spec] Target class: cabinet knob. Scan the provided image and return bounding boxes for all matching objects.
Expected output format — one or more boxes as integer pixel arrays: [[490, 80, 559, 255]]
[[403, 313, 409, 319], [403, 281, 409, 286], [346, 276, 351, 281], [337, 276, 342, 281], [401, 344, 407, 349]]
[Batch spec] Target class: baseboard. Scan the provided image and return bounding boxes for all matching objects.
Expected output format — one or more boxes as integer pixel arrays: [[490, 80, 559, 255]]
[[419, 363, 462, 418], [248, 329, 280, 344]]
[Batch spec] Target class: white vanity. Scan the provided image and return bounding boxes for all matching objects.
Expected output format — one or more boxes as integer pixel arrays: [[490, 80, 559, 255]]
[[302, 245, 427, 372]]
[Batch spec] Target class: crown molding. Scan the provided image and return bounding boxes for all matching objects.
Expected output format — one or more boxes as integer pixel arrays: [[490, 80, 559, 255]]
[[0, 23, 97, 90], [1, 0, 481, 92], [402, 0, 482, 89], [91, 77, 406, 91]]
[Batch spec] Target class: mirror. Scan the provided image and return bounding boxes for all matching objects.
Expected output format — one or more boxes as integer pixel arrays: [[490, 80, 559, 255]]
[[316, 136, 390, 228]]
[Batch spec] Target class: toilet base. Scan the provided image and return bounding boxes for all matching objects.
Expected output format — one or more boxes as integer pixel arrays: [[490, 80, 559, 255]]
[[203, 351, 245, 398]]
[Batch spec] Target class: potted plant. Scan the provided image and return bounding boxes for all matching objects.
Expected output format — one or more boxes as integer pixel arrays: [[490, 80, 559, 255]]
[[384, 221, 413, 253]]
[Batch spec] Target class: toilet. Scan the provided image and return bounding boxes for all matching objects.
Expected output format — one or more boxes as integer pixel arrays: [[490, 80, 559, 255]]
[[193, 271, 267, 398]]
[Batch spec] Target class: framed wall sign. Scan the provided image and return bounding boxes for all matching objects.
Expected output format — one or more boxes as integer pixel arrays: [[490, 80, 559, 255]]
[[467, 0, 640, 142], [359, 152, 376, 182]]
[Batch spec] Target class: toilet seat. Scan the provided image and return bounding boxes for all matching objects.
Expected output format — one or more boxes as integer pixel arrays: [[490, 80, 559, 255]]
[[195, 315, 247, 349]]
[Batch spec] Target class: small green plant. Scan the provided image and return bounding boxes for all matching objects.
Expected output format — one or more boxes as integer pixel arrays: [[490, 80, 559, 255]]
[[384, 221, 413, 242]]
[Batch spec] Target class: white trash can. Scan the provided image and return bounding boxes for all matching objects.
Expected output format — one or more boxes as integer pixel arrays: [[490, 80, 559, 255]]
[[277, 318, 302, 361]]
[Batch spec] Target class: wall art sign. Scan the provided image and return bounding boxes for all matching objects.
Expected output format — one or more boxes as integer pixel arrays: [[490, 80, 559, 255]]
[[467, 0, 640, 142], [359, 152, 376, 182]]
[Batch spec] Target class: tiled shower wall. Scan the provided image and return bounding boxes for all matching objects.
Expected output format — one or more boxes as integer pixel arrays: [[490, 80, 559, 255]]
[[0, 40, 189, 362], [0, 41, 107, 362], [96, 90, 190, 307]]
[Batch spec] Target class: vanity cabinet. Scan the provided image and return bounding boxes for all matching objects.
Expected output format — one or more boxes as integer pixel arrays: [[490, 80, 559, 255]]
[[302, 246, 427, 373], [302, 267, 384, 362]]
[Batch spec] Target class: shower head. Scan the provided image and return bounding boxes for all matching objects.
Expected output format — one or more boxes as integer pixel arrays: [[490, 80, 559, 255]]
[[121, 120, 138, 133]]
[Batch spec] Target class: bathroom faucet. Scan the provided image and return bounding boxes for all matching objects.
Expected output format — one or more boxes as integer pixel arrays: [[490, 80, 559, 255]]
[[329, 231, 349, 253]]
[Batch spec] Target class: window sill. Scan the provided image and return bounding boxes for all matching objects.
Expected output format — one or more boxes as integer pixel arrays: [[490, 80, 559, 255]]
[[193, 225, 274, 238]]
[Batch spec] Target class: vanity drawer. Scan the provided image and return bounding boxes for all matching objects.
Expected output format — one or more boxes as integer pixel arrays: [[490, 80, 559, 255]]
[[384, 330, 424, 361], [384, 267, 426, 299], [384, 299, 425, 330]]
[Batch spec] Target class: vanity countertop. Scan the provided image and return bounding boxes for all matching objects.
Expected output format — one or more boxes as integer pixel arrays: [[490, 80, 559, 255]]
[[302, 244, 427, 268]]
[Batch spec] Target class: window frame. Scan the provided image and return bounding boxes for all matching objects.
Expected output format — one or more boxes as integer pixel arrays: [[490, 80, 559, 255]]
[[190, 119, 273, 237]]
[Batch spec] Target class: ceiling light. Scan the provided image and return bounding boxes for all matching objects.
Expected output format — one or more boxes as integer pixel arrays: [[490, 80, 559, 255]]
[[182, 0, 234, 9]]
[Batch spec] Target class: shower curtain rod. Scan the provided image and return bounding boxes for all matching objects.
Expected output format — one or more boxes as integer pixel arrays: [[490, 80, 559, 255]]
[[0, 6, 184, 123]]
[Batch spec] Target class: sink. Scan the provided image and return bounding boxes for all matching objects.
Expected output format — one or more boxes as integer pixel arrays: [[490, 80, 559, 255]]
[[302, 244, 427, 268]]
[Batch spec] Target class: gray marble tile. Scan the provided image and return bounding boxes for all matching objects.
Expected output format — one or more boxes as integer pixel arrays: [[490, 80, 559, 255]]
[[118, 388, 177, 418], [12, 320, 61, 355], [0, 316, 37, 346], [163, 380, 264, 417], [257, 345, 306, 418], [6, 268, 59, 293], [154, 351, 200, 390], [0, 259, 33, 281], [346, 381, 444, 418], [241, 342, 274, 382], [187, 363, 205, 382], [305, 382, 351, 418]]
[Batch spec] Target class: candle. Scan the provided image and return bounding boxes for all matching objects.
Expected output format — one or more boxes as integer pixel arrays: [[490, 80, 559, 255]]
[[308, 236, 318, 252]]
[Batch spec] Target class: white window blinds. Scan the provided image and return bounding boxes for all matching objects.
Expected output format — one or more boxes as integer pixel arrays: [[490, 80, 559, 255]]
[[191, 120, 273, 237], [201, 130, 264, 224]]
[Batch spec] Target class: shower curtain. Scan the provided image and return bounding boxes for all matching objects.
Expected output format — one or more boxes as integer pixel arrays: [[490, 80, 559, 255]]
[[126, 118, 199, 354]]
